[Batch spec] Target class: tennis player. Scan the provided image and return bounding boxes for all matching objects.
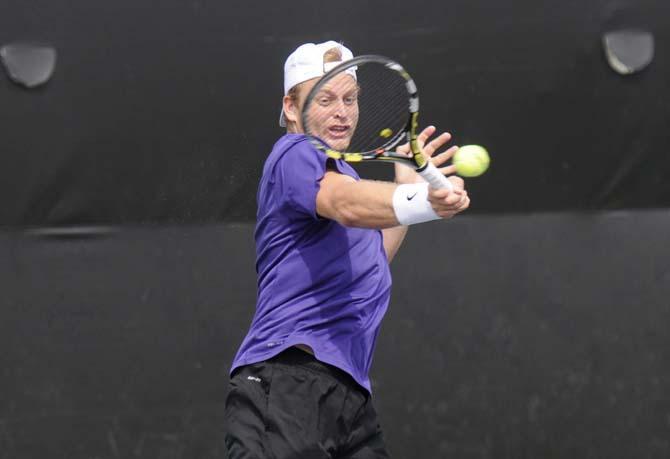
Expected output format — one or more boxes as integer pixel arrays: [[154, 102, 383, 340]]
[[225, 41, 469, 458]]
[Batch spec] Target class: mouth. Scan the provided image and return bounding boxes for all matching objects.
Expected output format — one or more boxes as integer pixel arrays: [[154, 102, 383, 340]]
[[327, 125, 351, 139]]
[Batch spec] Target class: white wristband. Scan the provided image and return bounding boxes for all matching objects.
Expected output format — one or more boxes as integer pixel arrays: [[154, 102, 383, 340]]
[[392, 183, 440, 226]]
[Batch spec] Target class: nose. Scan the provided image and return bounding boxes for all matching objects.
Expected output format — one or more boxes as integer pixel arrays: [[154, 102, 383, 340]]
[[332, 98, 349, 120]]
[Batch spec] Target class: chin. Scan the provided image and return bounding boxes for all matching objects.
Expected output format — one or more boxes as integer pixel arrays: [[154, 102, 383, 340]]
[[328, 138, 352, 152]]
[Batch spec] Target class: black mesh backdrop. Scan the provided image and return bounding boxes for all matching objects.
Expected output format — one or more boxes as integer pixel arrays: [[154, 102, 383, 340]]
[[1, 0, 669, 226]]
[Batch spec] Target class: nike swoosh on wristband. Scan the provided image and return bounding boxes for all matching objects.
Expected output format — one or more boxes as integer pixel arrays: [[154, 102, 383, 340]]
[[407, 193, 417, 201]]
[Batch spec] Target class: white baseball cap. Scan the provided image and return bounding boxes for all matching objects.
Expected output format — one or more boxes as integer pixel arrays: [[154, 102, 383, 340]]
[[279, 40, 355, 127]]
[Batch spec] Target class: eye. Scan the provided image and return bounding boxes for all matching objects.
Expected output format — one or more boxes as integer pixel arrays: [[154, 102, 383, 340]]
[[317, 97, 331, 106], [344, 95, 357, 105]]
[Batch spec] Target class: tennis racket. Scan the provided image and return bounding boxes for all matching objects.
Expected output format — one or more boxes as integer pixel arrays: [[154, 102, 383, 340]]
[[301, 54, 453, 191]]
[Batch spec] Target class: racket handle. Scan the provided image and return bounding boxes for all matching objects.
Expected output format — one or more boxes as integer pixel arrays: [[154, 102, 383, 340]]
[[419, 162, 454, 191]]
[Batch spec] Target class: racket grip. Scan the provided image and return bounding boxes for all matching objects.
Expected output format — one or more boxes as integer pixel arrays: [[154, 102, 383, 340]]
[[419, 162, 454, 190]]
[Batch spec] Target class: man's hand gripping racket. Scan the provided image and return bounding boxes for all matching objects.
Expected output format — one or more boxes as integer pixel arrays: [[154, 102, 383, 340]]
[[397, 125, 469, 218]]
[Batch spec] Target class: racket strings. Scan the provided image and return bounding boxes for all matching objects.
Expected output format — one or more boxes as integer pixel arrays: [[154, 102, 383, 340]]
[[303, 61, 411, 154]]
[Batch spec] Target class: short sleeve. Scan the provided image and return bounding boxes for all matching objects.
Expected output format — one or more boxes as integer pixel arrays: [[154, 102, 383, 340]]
[[274, 141, 328, 220]]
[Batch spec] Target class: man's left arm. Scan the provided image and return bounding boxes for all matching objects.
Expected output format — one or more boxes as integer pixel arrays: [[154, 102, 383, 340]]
[[382, 127, 463, 263], [381, 223, 409, 263]]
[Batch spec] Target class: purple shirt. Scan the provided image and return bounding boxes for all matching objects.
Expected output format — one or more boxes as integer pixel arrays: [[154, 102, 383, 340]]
[[230, 134, 392, 392]]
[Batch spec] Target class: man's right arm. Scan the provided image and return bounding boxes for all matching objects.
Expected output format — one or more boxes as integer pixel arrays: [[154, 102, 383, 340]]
[[316, 171, 468, 229]]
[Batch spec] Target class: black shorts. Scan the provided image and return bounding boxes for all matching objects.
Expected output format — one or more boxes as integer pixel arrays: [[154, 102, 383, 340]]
[[224, 347, 390, 459]]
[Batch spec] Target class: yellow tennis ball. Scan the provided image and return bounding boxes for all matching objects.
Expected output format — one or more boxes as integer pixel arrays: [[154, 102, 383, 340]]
[[453, 145, 490, 177], [379, 128, 393, 138]]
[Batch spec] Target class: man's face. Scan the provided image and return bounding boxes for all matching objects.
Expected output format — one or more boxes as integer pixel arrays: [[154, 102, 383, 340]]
[[301, 73, 359, 151]]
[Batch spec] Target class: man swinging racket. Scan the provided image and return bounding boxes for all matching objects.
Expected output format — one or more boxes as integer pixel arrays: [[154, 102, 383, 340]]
[[225, 41, 469, 458]]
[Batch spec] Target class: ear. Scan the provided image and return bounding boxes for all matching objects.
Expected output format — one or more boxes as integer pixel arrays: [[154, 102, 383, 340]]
[[282, 95, 300, 125]]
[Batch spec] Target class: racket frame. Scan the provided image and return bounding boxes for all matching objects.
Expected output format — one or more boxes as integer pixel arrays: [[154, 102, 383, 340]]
[[301, 55, 452, 190]]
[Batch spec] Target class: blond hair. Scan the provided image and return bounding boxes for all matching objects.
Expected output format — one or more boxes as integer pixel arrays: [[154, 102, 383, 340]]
[[287, 46, 342, 102]]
